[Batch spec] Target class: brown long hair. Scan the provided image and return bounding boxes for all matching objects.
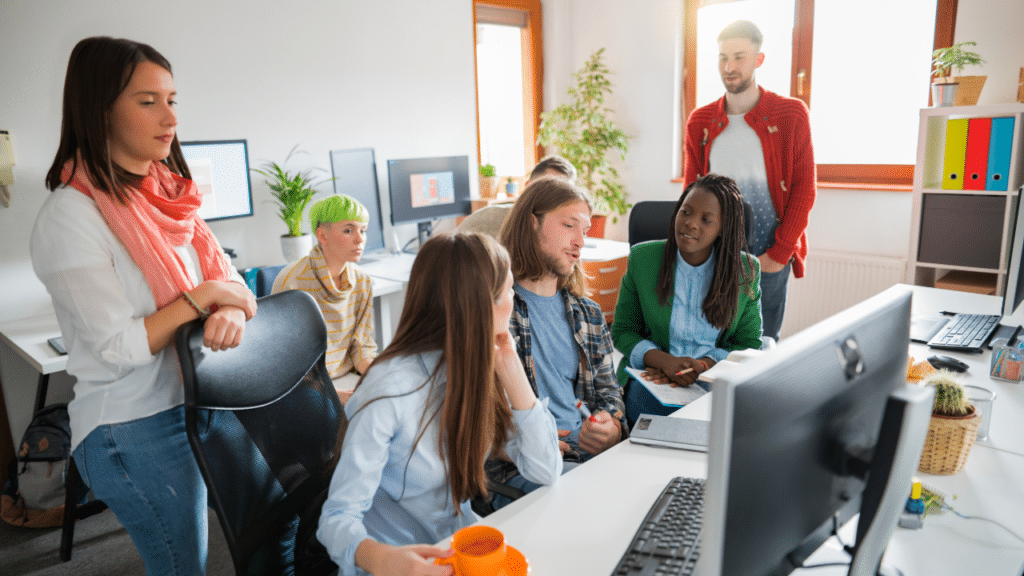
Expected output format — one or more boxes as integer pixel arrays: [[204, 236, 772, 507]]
[[355, 233, 513, 506], [45, 36, 191, 203], [656, 174, 754, 328], [499, 176, 592, 298]]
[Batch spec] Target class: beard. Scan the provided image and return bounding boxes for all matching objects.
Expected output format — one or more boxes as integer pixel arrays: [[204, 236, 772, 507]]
[[723, 75, 754, 94], [541, 249, 575, 279]]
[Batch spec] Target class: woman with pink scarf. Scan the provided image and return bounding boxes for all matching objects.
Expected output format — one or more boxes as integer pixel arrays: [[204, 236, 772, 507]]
[[31, 37, 256, 575]]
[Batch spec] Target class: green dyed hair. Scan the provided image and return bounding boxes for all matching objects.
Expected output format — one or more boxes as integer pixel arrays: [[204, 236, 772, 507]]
[[309, 194, 369, 231]]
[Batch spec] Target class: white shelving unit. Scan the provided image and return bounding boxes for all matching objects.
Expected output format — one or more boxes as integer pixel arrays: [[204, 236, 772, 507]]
[[907, 103, 1024, 295]]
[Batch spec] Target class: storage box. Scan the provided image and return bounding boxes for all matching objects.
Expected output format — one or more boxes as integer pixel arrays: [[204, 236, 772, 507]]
[[934, 270, 997, 295]]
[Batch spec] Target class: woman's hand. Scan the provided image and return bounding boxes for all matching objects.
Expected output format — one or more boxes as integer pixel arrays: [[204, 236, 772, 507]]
[[642, 350, 714, 387], [356, 540, 454, 576], [494, 331, 536, 410], [202, 305, 246, 351], [190, 280, 257, 320]]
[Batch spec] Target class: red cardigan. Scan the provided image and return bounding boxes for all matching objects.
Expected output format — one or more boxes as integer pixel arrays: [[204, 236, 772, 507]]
[[683, 86, 816, 278]]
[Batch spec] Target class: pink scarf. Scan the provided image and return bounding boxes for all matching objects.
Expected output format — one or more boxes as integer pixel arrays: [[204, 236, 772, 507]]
[[63, 158, 232, 308]]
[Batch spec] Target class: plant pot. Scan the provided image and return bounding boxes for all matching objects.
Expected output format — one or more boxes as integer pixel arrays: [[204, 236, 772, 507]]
[[281, 234, 313, 263], [479, 176, 500, 199], [931, 81, 959, 107], [917, 407, 980, 475], [587, 214, 608, 238], [952, 75, 986, 106]]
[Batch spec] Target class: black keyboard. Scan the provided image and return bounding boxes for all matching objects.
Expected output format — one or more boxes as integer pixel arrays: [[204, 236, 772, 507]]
[[611, 477, 704, 576], [927, 313, 1001, 351]]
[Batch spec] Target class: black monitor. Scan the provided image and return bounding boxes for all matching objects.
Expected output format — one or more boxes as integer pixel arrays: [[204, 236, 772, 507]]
[[330, 148, 387, 256], [179, 140, 253, 221], [1002, 186, 1024, 317], [699, 285, 934, 576], [386, 155, 472, 249]]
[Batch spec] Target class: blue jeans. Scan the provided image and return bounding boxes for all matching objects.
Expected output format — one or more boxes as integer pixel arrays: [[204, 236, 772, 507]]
[[73, 406, 208, 576], [759, 262, 791, 342]]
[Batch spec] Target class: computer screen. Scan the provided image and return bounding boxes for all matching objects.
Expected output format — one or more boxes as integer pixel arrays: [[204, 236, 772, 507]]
[[386, 155, 472, 246], [699, 285, 932, 576], [1001, 186, 1024, 317], [179, 140, 254, 222], [330, 148, 387, 255]]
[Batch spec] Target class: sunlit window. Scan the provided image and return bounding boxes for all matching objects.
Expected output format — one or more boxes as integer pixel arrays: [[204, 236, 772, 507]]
[[476, 22, 526, 177]]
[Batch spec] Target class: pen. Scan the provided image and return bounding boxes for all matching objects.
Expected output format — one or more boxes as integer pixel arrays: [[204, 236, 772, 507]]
[[675, 367, 694, 376], [575, 399, 598, 423]]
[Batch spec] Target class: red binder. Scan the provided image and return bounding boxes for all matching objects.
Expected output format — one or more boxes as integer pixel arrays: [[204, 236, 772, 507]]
[[964, 117, 992, 190]]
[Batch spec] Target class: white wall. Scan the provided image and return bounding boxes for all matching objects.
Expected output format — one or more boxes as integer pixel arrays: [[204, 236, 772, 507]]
[[0, 0, 478, 444]]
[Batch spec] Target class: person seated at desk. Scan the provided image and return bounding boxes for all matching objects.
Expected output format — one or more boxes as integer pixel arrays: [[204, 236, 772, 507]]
[[31, 37, 258, 575], [486, 177, 626, 508], [317, 233, 561, 576], [272, 194, 377, 403], [456, 155, 578, 238], [612, 174, 763, 425]]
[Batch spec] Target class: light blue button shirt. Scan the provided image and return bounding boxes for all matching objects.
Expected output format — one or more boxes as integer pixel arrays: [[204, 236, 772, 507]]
[[630, 249, 730, 370]]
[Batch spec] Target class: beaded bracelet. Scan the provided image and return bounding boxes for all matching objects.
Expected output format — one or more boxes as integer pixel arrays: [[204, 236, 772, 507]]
[[182, 291, 210, 320]]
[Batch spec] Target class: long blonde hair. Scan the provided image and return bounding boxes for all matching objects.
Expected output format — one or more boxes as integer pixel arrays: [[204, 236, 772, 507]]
[[356, 232, 513, 506], [499, 176, 593, 298]]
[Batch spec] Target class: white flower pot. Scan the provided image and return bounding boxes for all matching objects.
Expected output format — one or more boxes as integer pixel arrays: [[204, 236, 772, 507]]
[[280, 234, 312, 263]]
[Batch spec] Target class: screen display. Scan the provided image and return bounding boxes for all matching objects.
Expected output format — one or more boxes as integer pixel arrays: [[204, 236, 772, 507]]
[[179, 140, 253, 222], [387, 155, 471, 225], [410, 171, 455, 208]]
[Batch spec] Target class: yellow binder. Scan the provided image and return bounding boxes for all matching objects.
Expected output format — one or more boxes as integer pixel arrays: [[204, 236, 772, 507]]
[[942, 118, 969, 190]]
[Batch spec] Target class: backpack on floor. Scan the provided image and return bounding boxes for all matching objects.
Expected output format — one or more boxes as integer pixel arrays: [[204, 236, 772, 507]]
[[1, 404, 72, 527]]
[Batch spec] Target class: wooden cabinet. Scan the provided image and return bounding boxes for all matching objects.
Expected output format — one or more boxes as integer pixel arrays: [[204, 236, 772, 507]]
[[907, 103, 1024, 295], [581, 239, 631, 324]]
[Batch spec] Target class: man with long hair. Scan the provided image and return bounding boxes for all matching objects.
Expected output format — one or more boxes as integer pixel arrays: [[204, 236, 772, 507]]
[[488, 177, 626, 507]]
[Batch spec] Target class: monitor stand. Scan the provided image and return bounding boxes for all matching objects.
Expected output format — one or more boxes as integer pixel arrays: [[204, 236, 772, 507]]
[[415, 221, 432, 252]]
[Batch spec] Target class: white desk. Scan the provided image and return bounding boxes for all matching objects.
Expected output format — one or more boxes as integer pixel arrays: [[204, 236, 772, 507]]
[[456, 285, 1024, 575]]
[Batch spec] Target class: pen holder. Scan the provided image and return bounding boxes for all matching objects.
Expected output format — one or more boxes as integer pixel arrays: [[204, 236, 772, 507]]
[[989, 339, 1024, 382]]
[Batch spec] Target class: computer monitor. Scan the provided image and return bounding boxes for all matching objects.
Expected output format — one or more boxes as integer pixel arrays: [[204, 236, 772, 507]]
[[179, 140, 254, 221], [386, 155, 472, 249], [330, 148, 387, 256], [1001, 186, 1024, 317], [699, 285, 934, 576]]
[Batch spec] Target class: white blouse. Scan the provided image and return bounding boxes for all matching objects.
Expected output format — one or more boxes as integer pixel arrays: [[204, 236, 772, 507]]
[[30, 188, 242, 450]]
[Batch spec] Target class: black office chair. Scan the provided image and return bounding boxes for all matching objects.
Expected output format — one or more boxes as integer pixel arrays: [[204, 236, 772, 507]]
[[628, 200, 676, 246], [176, 290, 345, 575]]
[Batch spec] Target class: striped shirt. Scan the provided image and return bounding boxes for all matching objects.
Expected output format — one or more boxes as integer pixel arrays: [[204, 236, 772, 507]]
[[272, 248, 377, 380]]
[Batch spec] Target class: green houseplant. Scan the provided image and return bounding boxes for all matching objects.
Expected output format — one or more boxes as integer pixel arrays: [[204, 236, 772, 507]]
[[252, 145, 332, 261], [538, 48, 631, 232], [478, 163, 499, 199], [931, 41, 986, 106], [917, 370, 980, 475]]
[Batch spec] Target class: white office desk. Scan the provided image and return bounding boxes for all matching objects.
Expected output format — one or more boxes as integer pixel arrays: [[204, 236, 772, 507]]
[[457, 285, 1024, 575]]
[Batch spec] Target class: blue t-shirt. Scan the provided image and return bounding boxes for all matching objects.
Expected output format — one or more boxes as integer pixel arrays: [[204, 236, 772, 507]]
[[513, 284, 582, 451]]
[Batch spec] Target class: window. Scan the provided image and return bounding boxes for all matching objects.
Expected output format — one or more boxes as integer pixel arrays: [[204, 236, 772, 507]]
[[682, 0, 958, 188], [474, 0, 543, 178]]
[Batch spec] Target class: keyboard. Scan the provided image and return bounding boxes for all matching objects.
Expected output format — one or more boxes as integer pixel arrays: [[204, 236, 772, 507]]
[[927, 313, 1001, 351], [611, 477, 704, 576]]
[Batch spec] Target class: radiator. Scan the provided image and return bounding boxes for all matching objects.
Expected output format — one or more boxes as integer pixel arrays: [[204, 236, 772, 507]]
[[780, 251, 907, 338]]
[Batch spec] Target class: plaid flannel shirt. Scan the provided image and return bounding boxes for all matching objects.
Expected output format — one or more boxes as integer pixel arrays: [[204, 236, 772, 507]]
[[486, 288, 626, 484]]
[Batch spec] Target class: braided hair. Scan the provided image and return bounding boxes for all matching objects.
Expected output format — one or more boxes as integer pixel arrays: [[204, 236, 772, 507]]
[[655, 174, 754, 329]]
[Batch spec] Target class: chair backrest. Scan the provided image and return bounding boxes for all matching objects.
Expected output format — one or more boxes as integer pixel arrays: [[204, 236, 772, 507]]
[[628, 200, 677, 246], [255, 264, 286, 298], [176, 290, 345, 575]]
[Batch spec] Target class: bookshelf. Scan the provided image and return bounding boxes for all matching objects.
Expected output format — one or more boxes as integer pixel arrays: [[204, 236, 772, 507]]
[[907, 103, 1024, 295]]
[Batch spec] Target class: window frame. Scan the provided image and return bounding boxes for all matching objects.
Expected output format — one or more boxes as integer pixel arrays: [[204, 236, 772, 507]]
[[473, 0, 544, 175], [679, 0, 959, 190]]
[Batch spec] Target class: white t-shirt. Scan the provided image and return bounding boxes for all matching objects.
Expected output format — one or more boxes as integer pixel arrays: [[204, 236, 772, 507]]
[[30, 188, 242, 450]]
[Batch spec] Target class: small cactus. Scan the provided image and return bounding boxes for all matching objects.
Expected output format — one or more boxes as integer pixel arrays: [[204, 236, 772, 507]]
[[924, 370, 974, 417]]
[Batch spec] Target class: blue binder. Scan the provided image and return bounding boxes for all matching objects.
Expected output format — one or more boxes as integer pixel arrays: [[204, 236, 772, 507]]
[[986, 117, 1015, 191]]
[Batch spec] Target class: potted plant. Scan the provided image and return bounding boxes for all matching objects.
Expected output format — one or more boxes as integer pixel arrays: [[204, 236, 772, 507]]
[[538, 48, 631, 237], [478, 163, 499, 199], [931, 41, 986, 106], [917, 370, 981, 475], [252, 145, 332, 262]]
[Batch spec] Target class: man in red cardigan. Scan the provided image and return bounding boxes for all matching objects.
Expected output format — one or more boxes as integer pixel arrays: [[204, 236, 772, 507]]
[[684, 19, 815, 341]]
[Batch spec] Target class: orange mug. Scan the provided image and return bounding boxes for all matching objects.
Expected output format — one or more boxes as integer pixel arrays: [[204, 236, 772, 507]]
[[435, 525, 507, 575]]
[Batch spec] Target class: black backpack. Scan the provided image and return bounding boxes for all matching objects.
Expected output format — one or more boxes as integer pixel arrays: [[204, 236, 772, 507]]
[[13, 404, 72, 511]]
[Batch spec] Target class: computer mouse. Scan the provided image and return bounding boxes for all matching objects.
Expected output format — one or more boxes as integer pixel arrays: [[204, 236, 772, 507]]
[[927, 355, 969, 373]]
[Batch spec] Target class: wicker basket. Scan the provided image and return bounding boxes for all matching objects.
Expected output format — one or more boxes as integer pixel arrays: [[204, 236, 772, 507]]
[[953, 75, 987, 106], [918, 408, 980, 475]]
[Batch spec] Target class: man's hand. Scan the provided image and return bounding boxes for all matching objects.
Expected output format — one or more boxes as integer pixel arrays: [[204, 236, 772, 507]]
[[579, 411, 620, 455], [758, 253, 787, 274], [557, 429, 573, 456]]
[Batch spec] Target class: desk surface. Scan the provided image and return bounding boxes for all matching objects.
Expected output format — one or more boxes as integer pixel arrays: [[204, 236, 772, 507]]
[[0, 312, 66, 375], [459, 285, 1024, 576]]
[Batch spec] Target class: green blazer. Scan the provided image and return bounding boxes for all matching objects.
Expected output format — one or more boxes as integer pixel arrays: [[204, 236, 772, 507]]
[[611, 240, 763, 386]]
